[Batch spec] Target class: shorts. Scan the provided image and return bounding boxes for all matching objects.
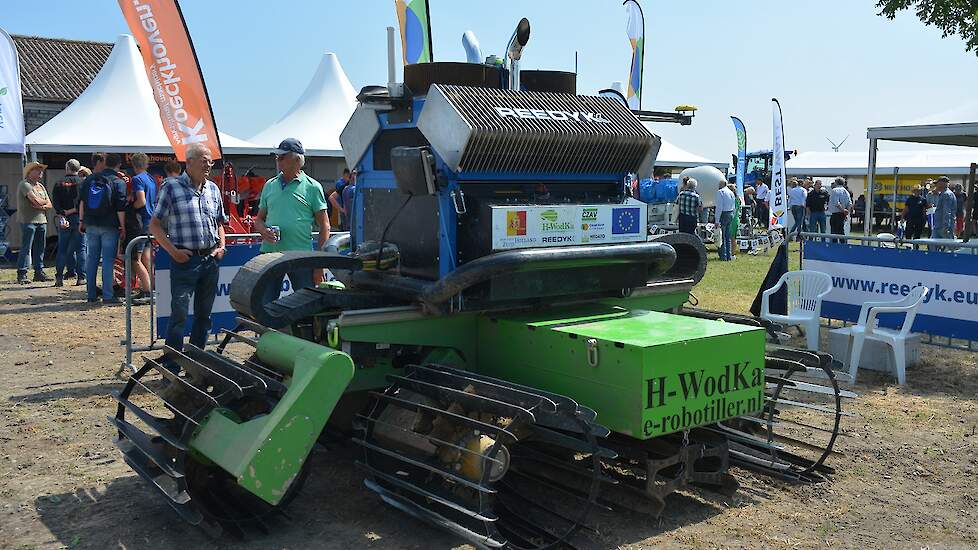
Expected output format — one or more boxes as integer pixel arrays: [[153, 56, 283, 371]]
[[123, 230, 147, 259]]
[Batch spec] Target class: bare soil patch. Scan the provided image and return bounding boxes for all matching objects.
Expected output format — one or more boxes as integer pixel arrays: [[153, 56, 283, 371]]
[[1, 279, 976, 549]]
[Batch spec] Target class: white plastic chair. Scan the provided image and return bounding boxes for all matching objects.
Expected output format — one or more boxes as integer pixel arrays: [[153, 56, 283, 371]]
[[760, 270, 833, 351], [876, 232, 897, 248], [847, 285, 928, 385]]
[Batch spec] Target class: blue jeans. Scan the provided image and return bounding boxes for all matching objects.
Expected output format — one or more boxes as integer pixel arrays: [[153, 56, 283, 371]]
[[85, 225, 120, 301], [56, 214, 87, 277], [17, 222, 47, 273], [165, 254, 221, 357], [790, 206, 807, 237], [718, 211, 734, 260], [808, 211, 827, 237], [261, 267, 313, 306]]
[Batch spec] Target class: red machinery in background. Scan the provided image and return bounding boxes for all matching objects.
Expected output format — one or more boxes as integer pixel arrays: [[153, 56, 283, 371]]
[[113, 162, 269, 297], [219, 162, 265, 237]]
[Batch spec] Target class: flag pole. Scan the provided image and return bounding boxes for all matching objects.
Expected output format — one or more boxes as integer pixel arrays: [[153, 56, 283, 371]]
[[424, 0, 433, 61], [772, 98, 789, 274]]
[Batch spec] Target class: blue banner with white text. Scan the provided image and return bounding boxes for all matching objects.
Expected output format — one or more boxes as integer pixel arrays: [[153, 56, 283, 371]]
[[802, 241, 978, 340], [154, 243, 293, 339]]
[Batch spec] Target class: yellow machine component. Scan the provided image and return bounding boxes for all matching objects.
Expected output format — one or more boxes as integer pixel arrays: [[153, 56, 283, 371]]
[[459, 433, 510, 482]]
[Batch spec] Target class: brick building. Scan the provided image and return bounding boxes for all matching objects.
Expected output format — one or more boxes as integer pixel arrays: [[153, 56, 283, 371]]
[[16, 35, 113, 133], [1, 36, 112, 254]]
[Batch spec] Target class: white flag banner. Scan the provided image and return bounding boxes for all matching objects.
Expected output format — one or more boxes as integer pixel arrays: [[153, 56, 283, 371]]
[[0, 28, 24, 155], [623, 0, 645, 110], [770, 98, 788, 228]]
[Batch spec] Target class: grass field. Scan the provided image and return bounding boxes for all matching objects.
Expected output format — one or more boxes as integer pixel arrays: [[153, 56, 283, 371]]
[[695, 241, 801, 314], [0, 239, 803, 306]]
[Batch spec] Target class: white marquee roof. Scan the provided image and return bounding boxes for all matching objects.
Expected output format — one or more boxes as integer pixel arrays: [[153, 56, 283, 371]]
[[865, 101, 978, 148], [26, 34, 264, 155], [639, 123, 727, 169], [787, 149, 977, 176], [656, 138, 728, 169], [248, 52, 356, 157], [867, 123, 978, 148]]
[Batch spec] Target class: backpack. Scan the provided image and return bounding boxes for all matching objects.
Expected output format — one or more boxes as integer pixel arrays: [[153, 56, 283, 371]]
[[85, 173, 115, 216]]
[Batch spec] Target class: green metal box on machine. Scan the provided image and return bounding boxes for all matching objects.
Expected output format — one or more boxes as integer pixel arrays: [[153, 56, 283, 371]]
[[476, 305, 767, 440]]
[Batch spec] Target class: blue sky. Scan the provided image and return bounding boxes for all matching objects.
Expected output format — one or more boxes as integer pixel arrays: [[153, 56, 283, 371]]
[[3, 0, 976, 161]]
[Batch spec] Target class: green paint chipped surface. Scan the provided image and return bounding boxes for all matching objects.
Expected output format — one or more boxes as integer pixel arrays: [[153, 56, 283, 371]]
[[190, 332, 354, 505]]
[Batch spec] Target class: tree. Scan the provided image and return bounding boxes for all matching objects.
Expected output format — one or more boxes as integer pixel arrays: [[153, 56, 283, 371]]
[[876, 0, 978, 56]]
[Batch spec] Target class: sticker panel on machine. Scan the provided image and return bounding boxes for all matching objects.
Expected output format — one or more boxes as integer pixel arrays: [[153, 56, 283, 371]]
[[491, 199, 647, 250]]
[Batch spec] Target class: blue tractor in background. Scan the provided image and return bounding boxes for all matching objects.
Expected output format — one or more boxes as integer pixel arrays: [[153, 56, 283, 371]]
[[739, 148, 797, 188]]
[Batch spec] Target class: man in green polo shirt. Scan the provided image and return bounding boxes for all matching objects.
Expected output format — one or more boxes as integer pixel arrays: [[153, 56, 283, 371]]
[[254, 138, 330, 304]]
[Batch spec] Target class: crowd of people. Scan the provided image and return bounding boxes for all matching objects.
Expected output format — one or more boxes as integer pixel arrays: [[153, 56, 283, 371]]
[[782, 174, 965, 242], [675, 175, 740, 261], [667, 172, 968, 258], [895, 177, 966, 240], [14, 138, 347, 369]]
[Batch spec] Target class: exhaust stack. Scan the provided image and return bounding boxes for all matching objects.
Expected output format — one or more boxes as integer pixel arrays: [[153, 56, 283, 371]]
[[462, 30, 482, 64], [503, 18, 530, 90], [386, 26, 403, 97]]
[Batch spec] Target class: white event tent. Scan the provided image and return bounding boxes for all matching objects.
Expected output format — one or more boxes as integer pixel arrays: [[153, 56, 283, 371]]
[[656, 138, 728, 170], [787, 149, 976, 176], [249, 53, 357, 157], [638, 122, 727, 170], [26, 34, 264, 155]]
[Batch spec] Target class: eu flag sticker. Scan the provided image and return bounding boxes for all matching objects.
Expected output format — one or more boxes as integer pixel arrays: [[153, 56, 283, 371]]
[[612, 207, 640, 234]]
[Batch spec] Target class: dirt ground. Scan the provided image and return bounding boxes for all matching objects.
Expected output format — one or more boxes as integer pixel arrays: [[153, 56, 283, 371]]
[[1, 277, 977, 550]]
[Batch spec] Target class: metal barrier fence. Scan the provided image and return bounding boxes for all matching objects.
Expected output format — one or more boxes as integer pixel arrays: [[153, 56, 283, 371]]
[[797, 230, 978, 250], [121, 233, 262, 373], [120, 231, 342, 373], [798, 231, 978, 351]]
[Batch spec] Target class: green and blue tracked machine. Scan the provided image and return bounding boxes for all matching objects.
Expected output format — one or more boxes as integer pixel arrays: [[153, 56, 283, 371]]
[[111, 20, 848, 549]]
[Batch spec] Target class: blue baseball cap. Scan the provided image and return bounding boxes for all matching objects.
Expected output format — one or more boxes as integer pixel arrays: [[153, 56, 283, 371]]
[[273, 138, 305, 156]]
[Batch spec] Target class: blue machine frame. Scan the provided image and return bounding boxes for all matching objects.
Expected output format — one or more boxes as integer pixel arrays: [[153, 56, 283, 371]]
[[351, 96, 631, 279]]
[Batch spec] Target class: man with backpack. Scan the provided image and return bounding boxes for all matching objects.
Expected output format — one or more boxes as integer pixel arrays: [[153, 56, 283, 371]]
[[79, 152, 127, 304]]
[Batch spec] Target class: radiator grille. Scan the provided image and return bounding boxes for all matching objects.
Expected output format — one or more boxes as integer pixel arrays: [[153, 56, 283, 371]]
[[417, 84, 659, 175]]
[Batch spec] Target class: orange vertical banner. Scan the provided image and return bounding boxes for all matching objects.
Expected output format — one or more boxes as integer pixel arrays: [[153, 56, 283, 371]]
[[118, 0, 222, 160]]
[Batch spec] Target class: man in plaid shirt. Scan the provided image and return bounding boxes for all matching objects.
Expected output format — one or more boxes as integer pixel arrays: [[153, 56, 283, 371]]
[[676, 177, 702, 234], [149, 143, 227, 369]]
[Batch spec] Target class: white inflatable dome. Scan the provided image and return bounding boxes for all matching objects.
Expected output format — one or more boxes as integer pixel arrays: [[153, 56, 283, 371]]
[[679, 165, 727, 208]]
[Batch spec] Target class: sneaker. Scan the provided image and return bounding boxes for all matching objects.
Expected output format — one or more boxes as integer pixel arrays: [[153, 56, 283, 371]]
[[86, 296, 101, 304], [33, 271, 53, 283], [65, 271, 77, 278], [75, 276, 85, 286], [16, 271, 29, 284], [131, 288, 151, 303], [103, 297, 122, 305], [54, 276, 64, 287]]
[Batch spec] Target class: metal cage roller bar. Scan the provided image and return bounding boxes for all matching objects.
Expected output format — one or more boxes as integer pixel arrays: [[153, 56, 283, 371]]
[[354, 363, 614, 549]]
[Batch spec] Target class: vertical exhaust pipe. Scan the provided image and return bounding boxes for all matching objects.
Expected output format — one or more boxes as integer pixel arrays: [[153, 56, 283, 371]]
[[503, 18, 530, 90], [462, 30, 483, 64], [386, 26, 401, 96]]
